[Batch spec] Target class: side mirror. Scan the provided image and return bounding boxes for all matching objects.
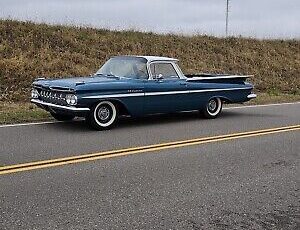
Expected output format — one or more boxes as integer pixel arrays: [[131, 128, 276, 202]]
[[154, 74, 164, 80]]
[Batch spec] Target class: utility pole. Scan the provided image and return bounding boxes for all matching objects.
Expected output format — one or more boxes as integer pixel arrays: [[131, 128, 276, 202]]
[[226, 0, 230, 37]]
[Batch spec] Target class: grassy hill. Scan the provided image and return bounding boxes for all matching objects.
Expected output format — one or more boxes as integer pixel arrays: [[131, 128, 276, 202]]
[[0, 19, 299, 103]]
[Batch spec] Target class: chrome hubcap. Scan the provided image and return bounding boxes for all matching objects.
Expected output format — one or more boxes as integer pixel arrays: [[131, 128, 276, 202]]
[[208, 100, 217, 112], [98, 107, 110, 121]]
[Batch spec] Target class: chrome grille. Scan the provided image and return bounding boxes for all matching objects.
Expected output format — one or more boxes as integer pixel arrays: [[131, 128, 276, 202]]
[[38, 89, 67, 106]]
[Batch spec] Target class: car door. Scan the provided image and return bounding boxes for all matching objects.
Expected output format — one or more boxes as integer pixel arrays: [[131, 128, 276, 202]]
[[144, 62, 189, 114]]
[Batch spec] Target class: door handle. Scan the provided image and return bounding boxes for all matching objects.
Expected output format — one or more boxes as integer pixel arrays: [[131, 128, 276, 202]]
[[180, 82, 187, 86]]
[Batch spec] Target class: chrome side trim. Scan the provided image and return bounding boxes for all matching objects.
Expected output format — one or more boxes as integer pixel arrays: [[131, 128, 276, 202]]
[[147, 87, 251, 96], [187, 87, 252, 94], [82, 87, 252, 99], [31, 99, 90, 112], [247, 93, 257, 99], [187, 75, 253, 81], [83, 93, 145, 99], [75, 81, 85, 86], [146, 91, 188, 96]]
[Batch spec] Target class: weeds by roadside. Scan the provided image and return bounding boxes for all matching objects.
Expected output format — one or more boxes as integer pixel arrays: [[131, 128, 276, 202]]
[[0, 19, 299, 103]]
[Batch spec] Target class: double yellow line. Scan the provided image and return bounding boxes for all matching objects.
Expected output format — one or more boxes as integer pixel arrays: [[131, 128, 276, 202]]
[[1, 125, 299, 175]]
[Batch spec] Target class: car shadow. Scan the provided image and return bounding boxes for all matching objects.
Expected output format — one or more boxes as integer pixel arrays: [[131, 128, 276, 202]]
[[49, 109, 283, 132], [117, 110, 282, 129]]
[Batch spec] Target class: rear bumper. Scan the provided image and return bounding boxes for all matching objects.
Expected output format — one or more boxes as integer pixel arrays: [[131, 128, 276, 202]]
[[247, 93, 257, 99], [31, 99, 90, 113]]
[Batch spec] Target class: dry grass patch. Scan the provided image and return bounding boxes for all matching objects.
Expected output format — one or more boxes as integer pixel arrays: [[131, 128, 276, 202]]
[[0, 102, 51, 124], [0, 20, 299, 103]]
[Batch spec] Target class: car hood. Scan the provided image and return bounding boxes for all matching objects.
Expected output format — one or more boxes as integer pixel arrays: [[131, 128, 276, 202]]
[[33, 76, 125, 89]]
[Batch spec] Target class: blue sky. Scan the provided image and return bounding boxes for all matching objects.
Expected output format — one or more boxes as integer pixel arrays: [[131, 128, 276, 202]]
[[0, 0, 299, 38]]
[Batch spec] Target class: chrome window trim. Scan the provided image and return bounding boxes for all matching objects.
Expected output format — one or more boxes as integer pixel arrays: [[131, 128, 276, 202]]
[[146, 61, 152, 80], [147, 61, 184, 80], [173, 63, 186, 79]]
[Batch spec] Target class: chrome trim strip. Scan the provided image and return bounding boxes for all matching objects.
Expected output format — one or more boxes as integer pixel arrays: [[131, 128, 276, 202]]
[[35, 77, 46, 81], [83, 93, 145, 99], [187, 87, 252, 94], [187, 75, 253, 81], [82, 87, 252, 99], [146, 91, 188, 96], [75, 81, 85, 86], [32, 85, 44, 90], [48, 86, 74, 92], [247, 93, 257, 99], [146, 87, 251, 96], [31, 99, 90, 112]]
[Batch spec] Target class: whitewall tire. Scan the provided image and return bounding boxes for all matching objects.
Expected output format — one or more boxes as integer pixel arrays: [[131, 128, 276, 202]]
[[202, 98, 223, 119], [88, 101, 118, 130]]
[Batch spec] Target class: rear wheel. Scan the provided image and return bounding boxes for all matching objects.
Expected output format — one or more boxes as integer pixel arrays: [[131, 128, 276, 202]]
[[50, 112, 75, 121], [87, 101, 118, 130], [202, 98, 223, 119]]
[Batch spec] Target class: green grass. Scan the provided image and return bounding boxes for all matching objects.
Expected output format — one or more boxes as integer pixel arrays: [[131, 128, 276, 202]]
[[0, 19, 299, 124]]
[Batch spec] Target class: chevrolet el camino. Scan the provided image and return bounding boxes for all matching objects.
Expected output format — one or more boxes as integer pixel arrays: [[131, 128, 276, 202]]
[[31, 56, 256, 130]]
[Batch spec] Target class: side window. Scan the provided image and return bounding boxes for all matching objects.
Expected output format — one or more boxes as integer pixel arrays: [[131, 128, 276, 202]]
[[150, 63, 179, 79]]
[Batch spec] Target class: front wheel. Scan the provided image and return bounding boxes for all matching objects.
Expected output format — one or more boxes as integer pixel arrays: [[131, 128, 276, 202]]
[[201, 98, 223, 119], [50, 112, 75, 121], [87, 101, 118, 130]]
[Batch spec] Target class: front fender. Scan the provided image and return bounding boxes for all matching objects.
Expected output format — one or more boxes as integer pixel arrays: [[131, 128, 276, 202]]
[[77, 95, 144, 117]]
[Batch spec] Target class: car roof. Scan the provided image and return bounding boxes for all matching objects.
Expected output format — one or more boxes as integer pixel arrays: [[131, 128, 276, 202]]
[[112, 55, 178, 62], [138, 56, 178, 62]]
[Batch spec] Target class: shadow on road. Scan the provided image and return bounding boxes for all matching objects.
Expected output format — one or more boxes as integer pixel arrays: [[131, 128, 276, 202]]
[[49, 109, 283, 132]]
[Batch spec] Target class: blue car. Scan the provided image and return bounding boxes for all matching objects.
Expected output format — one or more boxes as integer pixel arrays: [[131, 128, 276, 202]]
[[31, 56, 256, 130]]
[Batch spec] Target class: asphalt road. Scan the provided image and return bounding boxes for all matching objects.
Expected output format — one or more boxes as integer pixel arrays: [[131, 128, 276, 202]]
[[0, 103, 299, 229]]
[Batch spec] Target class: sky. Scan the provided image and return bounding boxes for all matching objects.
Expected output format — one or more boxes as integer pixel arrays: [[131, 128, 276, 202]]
[[0, 0, 299, 39]]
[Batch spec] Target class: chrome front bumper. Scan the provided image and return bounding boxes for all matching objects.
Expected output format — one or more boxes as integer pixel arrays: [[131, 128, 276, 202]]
[[31, 99, 90, 112], [247, 93, 257, 99]]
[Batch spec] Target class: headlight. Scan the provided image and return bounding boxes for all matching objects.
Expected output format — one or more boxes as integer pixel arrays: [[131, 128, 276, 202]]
[[66, 94, 77, 105], [31, 89, 39, 99]]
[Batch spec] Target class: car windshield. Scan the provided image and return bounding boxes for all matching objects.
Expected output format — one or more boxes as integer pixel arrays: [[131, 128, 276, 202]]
[[96, 57, 148, 79]]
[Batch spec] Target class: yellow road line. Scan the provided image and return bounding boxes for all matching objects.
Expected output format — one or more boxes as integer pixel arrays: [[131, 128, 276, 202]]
[[1, 125, 299, 175]]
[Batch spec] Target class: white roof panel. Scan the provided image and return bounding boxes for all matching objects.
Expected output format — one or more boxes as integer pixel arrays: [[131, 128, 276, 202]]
[[138, 56, 178, 62], [112, 55, 178, 62]]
